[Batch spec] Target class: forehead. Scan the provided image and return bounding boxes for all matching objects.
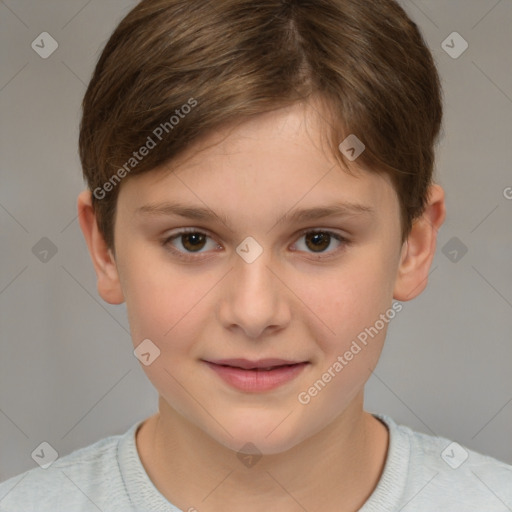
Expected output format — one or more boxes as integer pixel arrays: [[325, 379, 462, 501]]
[[117, 102, 399, 226]]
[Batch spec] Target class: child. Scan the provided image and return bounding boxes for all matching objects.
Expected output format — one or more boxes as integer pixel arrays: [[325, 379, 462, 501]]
[[1, 0, 511, 510]]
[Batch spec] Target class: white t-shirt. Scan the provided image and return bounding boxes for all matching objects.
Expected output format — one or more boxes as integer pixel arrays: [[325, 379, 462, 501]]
[[1, 413, 511, 511]]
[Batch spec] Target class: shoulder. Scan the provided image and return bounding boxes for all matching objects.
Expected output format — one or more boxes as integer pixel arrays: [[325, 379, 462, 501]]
[[379, 414, 512, 511], [0, 426, 135, 512]]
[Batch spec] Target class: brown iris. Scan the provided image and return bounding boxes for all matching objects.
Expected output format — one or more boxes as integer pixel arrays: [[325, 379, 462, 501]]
[[304, 232, 331, 252], [181, 233, 207, 252]]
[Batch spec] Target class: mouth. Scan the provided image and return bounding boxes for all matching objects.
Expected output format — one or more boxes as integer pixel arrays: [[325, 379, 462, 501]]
[[202, 358, 310, 392]]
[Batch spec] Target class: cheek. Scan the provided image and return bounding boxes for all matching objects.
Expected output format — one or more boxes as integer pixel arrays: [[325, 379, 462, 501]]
[[124, 268, 212, 405], [122, 259, 207, 351], [298, 254, 394, 347], [296, 267, 393, 417]]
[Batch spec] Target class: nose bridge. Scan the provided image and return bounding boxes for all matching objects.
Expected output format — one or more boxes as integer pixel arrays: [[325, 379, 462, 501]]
[[218, 243, 289, 337], [237, 251, 275, 303]]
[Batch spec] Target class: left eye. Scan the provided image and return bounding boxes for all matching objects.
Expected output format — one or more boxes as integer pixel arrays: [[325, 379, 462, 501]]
[[161, 228, 348, 259], [293, 230, 347, 254]]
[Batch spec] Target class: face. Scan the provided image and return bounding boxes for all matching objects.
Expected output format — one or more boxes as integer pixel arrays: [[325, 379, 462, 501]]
[[112, 101, 405, 455]]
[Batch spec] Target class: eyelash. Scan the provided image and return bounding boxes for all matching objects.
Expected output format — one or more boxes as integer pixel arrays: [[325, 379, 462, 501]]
[[160, 227, 350, 262]]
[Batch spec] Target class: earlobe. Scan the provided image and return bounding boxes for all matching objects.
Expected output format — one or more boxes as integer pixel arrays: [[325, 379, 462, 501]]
[[393, 184, 446, 301], [77, 189, 125, 305]]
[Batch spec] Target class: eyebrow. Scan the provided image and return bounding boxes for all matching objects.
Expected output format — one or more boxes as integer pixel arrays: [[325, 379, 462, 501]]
[[135, 201, 375, 230]]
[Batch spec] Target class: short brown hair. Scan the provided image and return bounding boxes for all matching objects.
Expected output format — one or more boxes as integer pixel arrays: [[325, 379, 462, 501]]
[[79, 0, 443, 252]]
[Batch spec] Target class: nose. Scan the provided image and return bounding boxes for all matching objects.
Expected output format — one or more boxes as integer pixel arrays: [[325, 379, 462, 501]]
[[217, 249, 291, 339]]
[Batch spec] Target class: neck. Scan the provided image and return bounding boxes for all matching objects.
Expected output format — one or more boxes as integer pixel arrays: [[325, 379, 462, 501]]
[[136, 393, 388, 512]]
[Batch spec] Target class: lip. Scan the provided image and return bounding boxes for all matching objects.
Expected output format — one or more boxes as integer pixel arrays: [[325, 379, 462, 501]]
[[207, 358, 305, 370], [203, 359, 309, 392]]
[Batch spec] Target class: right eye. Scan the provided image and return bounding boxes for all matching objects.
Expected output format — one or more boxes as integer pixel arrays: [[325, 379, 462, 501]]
[[161, 228, 221, 260]]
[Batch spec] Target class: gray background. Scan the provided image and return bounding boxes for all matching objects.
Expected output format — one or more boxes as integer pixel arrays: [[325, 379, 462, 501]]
[[1, 0, 511, 484]]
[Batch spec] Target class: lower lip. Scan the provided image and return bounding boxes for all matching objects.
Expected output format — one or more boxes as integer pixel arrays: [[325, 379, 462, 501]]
[[204, 362, 308, 392]]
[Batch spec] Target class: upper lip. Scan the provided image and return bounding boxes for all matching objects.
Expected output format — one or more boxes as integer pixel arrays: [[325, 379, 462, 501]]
[[204, 358, 307, 370]]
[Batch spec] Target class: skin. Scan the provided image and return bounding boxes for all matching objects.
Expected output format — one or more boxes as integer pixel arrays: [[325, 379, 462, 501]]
[[78, 100, 446, 512]]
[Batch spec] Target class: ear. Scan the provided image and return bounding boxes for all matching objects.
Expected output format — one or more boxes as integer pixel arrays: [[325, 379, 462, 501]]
[[77, 189, 125, 304], [393, 184, 446, 301]]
